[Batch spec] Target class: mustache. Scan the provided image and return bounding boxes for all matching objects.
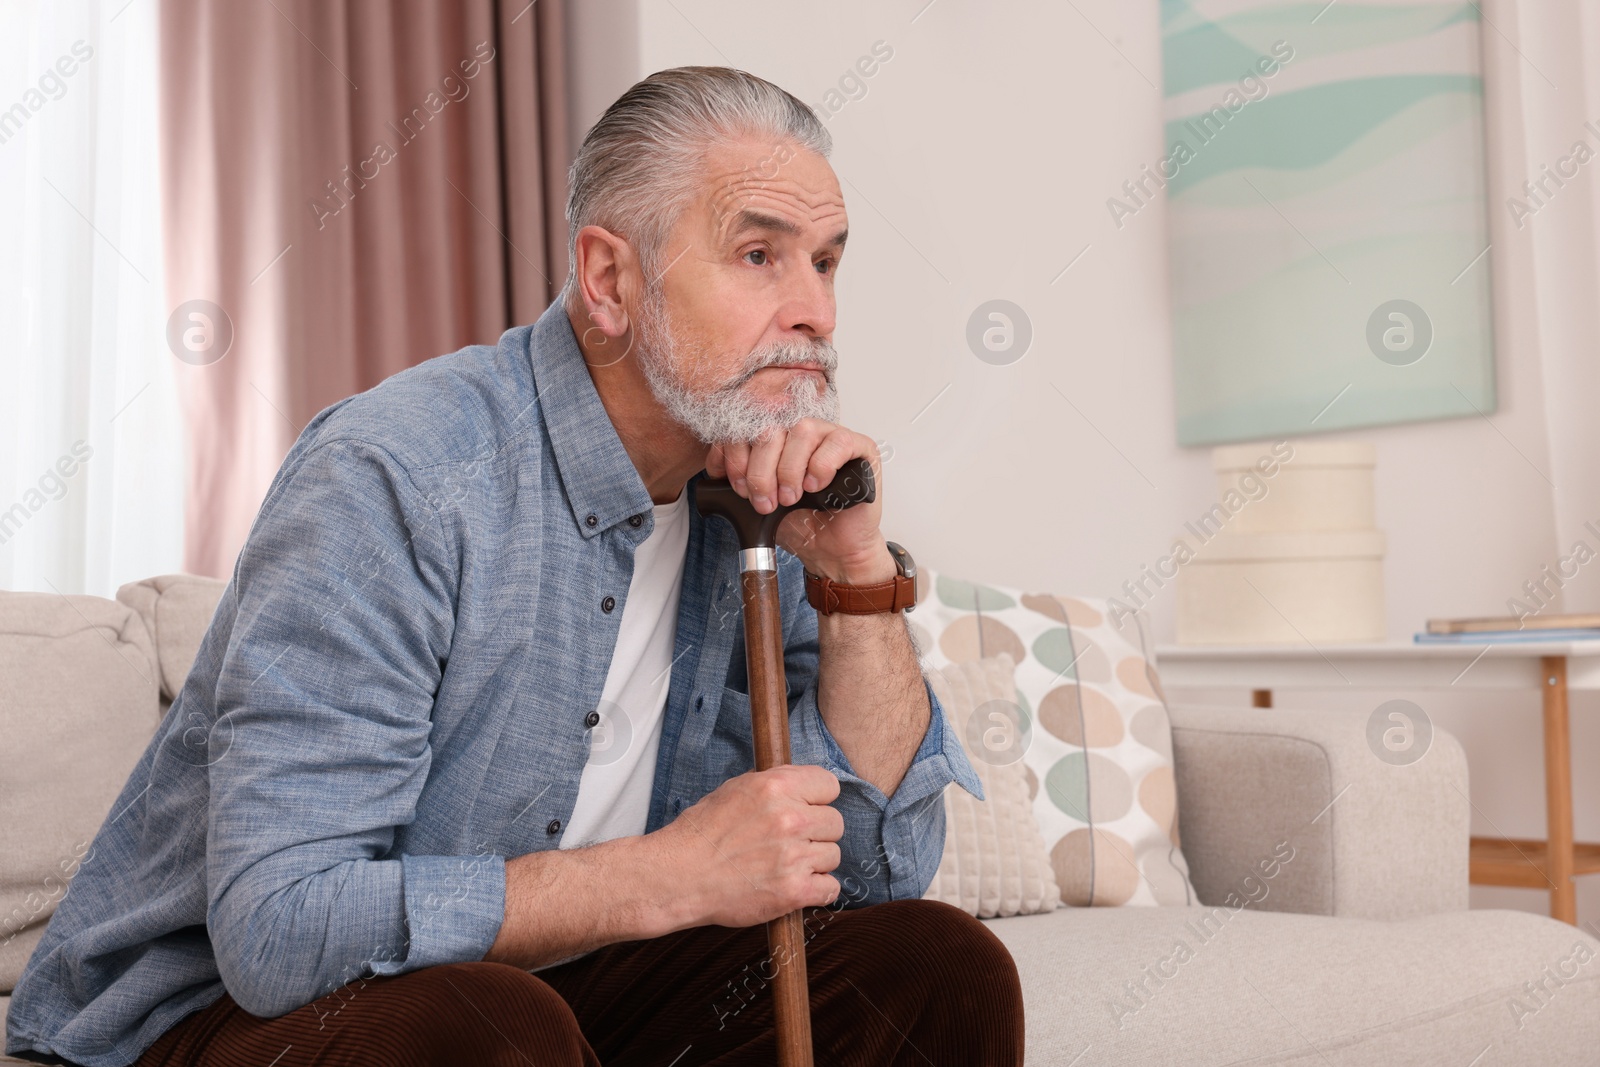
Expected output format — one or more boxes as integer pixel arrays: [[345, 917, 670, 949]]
[[724, 338, 838, 391]]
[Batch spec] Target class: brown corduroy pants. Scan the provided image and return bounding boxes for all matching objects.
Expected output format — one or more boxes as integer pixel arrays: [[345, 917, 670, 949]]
[[133, 898, 1025, 1066]]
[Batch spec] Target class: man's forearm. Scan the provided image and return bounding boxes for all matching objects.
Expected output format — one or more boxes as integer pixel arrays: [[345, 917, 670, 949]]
[[814, 544, 929, 799], [482, 831, 689, 969]]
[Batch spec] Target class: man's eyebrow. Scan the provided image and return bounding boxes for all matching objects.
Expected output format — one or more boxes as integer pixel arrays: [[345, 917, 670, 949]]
[[727, 209, 849, 250], [729, 210, 800, 239]]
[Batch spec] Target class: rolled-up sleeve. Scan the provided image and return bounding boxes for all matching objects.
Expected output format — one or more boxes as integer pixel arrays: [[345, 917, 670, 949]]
[[781, 568, 984, 906], [204, 436, 505, 1018]]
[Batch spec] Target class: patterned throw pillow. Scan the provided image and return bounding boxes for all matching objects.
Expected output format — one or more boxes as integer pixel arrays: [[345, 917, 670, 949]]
[[922, 654, 1060, 918], [910, 571, 1197, 907]]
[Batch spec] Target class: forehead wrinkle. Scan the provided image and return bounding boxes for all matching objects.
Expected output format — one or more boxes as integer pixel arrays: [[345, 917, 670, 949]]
[[717, 171, 843, 211], [703, 162, 842, 209], [704, 183, 847, 249]]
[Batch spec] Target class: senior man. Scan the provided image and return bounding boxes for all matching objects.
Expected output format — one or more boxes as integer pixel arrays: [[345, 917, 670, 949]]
[[5, 67, 1024, 1066]]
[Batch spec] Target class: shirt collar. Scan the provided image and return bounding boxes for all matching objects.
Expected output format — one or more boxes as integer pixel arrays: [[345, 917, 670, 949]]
[[528, 299, 659, 538]]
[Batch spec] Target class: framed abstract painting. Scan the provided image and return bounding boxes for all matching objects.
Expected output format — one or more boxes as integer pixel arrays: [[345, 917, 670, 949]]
[[1153, 1, 1498, 446]]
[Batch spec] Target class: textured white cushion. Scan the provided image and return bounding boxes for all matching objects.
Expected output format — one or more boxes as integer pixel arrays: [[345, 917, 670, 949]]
[[922, 654, 1059, 918]]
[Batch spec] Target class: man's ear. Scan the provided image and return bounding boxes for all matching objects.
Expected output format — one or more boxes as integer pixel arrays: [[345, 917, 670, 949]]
[[571, 224, 640, 341]]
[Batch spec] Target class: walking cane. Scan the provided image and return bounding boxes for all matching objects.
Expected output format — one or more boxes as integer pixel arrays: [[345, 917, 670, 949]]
[[695, 454, 877, 1067]]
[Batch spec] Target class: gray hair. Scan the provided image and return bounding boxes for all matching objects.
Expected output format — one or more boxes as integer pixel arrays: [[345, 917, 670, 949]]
[[559, 66, 832, 310]]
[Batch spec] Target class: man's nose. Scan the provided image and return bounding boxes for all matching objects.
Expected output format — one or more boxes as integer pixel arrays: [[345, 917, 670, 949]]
[[779, 263, 836, 338]]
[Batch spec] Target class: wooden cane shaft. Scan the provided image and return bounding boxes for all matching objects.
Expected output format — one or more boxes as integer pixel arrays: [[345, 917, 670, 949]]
[[741, 570, 794, 769], [739, 569, 814, 1067], [767, 910, 813, 1067]]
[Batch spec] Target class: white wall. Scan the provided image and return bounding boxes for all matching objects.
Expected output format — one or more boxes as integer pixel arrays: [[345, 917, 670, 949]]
[[571, 0, 1600, 926]]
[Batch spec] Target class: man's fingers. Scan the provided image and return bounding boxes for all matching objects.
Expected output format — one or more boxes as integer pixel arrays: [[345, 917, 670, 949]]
[[717, 441, 751, 491], [815, 807, 845, 846], [704, 443, 727, 479], [811, 873, 842, 908], [803, 427, 870, 494], [708, 423, 882, 513], [743, 429, 788, 511], [777, 762, 842, 806], [811, 842, 843, 875], [775, 421, 829, 506]]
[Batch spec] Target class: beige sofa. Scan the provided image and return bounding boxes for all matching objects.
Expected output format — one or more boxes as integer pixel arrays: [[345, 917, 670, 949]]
[[4, 574, 1598, 1065]]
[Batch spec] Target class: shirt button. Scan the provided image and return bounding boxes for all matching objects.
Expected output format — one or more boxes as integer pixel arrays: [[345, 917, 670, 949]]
[[547, 819, 562, 834], [628, 514, 643, 528], [601, 595, 616, 613], [694, 694, 704, 710], [585, 514, 598, 528], [584, 710, 601, 728]]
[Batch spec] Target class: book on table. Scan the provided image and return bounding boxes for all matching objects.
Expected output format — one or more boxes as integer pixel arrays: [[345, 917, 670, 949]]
[[1414, 627, 1600, 645], [1425, 612, 1600, 635]]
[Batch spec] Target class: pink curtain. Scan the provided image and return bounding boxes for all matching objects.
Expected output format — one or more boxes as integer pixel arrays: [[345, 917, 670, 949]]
[[160, 0, 570, 578]]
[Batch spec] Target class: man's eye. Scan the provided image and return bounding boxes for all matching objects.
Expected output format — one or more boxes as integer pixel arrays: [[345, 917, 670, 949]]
[[745, 249, 767, 266], [815, 258, 835, 275]]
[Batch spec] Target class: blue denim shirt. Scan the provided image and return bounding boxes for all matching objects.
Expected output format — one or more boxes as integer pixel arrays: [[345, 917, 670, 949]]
[[5, 298, 984, 1067]]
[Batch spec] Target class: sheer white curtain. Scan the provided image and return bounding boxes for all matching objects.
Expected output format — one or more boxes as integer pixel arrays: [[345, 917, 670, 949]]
[[0, 0, 184, 596]]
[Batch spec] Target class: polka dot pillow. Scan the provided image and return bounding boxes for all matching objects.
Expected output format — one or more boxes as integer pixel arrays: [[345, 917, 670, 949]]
[[909, 570, 1197, 907]]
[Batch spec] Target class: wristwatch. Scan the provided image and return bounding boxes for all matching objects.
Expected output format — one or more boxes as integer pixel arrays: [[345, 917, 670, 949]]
[[804, 540, 919, 616]]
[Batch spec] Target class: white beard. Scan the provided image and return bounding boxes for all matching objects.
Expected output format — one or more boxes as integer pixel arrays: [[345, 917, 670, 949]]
[[632, 281, 840, 445]]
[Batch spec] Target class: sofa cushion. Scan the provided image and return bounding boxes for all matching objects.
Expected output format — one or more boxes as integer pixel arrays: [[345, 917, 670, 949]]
[[910, 571, 1197, 907], [922, 653, 1059, 918], [0, 591, 161, 994], [984, 905, 1600, 1065], [115, 574, 228, 705]]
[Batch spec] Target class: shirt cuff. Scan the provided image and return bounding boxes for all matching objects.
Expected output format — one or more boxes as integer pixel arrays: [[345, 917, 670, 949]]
[[921, 675, 986, 803], [370, 853, 507, 975], [792, 673, 985, 808], [789, 671, 987, 901]]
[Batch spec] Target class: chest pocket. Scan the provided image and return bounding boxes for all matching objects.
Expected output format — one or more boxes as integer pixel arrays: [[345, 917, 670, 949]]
[[715, 575, 810, 777], [708, 683, 757, 781], [725, 629, 748, 692], [716, 667, 805, 780]]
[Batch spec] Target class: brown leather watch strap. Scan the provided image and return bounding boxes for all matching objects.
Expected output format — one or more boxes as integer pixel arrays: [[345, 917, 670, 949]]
[[804, 569, 916, 615]]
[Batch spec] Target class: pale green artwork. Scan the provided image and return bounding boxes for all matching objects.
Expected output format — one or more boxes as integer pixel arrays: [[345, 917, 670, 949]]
[[1155, 1, 1497, 446]]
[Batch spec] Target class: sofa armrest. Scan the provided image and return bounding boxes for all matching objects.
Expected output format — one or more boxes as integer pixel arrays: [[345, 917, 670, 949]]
[[1169, 702, 1469, 920]]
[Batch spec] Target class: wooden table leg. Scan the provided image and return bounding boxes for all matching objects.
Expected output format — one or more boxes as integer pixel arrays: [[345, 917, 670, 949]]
[[1542, 655, 1577, 924], [1251, 688, 1273, 708]]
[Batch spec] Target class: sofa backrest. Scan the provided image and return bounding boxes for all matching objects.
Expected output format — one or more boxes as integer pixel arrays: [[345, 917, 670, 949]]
[[0, 574, 226, 994], [116, 574, 229, 713]]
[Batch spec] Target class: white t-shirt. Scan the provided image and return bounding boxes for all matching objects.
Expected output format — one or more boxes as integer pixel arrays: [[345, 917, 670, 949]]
[[557, 486, 692, 852]]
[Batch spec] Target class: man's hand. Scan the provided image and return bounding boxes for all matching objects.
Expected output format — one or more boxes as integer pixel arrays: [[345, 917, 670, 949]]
[[704, 419, 895, 585], [483, 764, 846, 969], [704, 416, 926, 800], [658, 764, 846, 928]]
